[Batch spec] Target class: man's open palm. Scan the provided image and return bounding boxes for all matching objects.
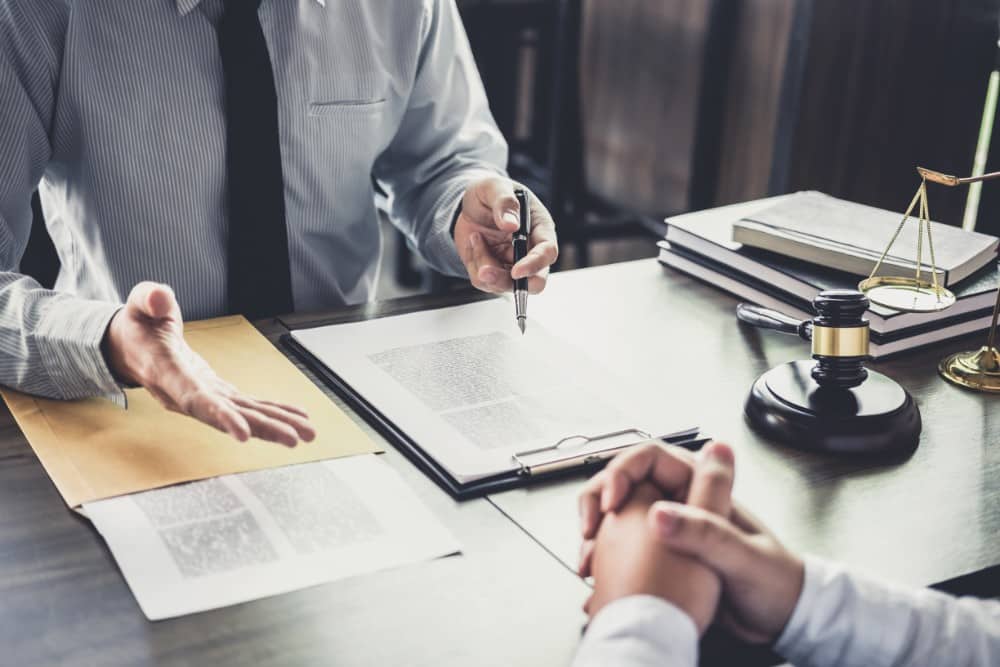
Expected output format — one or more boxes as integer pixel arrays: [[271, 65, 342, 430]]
[[104, 282, 316, 447]]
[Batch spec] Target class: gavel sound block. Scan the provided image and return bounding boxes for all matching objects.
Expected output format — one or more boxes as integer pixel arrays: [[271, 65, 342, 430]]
[[738, 291, 921, 456]]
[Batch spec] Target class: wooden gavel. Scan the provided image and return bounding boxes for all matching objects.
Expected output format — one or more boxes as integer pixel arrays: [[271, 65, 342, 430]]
[[737, 290, 871, 390]]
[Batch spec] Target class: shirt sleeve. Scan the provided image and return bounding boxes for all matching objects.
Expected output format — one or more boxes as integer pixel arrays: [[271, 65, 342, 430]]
[[372, 0, 508, 278], [0, 1, 125, 405], [573, 595, 699, 667], [776, 556, 1000, 667]]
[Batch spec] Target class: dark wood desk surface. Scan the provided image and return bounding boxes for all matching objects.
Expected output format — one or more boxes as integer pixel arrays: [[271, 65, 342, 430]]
[[0, 306, 586, 666], [2, 258, 997, 666], [490, 260, 1000, 593]]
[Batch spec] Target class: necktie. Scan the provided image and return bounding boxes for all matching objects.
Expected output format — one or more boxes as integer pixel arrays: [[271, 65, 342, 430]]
[[216, 0, 294, 319]]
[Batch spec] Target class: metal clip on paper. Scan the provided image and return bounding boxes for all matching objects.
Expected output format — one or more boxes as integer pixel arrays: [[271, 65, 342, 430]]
[[511, 427, 708, 477]]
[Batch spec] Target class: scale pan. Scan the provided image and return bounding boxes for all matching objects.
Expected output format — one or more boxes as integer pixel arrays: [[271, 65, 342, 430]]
[[857, 276, 956, 313]]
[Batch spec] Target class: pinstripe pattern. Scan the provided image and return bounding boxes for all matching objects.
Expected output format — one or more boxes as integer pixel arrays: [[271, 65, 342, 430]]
[[0, 0, 507, 403]]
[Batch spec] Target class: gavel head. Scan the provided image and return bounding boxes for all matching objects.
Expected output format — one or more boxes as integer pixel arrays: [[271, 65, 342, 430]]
[[810, 290, 870, 389]]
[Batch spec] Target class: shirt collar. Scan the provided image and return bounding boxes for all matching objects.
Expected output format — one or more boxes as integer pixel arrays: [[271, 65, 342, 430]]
[[176, 0, 325, 16]]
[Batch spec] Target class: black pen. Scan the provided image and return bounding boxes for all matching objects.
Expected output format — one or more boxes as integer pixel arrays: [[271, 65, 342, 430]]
[[513, 188, 530, 334]]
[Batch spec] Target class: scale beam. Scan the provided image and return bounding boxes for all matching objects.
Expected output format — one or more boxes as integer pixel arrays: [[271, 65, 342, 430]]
[[917, 166, 1000, 186]]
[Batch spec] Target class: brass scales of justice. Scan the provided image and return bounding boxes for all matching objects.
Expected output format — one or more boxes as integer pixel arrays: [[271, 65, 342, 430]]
[[857, 166, 1000, 392], [737, 165, 1000, 457]]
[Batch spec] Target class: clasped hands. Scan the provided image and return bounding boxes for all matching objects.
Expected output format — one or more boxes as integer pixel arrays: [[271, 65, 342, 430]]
[[577, 442, 805, 643], [102, 177, 556, 446]]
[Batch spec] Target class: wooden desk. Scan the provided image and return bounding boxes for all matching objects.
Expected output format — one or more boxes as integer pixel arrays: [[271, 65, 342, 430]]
[[0, 315, 587, 666], [488, 260, 1000, 592], [2, 259, 997, 666]]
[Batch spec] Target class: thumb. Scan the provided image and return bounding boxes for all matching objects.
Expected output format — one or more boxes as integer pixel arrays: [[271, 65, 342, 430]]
[[686, 441, 735, 516], [473, 177, 519, 232], [128, 281, 180, 320], [647, 501, 756, 579]]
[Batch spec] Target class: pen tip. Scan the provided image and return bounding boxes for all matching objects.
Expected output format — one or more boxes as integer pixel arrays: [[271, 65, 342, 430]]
[[518, 319, 526, 335]]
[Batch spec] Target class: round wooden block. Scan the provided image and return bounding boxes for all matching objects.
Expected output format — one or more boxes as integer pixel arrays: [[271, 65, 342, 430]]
[[744, 360, 921, 456]]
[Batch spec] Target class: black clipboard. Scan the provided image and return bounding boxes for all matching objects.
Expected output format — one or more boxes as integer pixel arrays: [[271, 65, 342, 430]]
[[282, 334, 707, 500]]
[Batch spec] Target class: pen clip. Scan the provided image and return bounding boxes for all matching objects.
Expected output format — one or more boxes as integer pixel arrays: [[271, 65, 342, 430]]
[[514, 188, 530, 236]]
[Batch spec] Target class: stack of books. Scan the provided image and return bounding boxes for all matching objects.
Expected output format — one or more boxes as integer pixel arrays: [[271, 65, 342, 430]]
[[658, 192, 1000, 359]]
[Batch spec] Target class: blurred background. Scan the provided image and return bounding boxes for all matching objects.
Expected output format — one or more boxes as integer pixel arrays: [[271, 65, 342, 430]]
[[383, 0, 1000, 298], [20, 0, 1000, 301]]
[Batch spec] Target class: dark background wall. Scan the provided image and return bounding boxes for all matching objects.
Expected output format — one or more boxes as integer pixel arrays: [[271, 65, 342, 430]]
[[787, 0, 1000, 235], [459, 0, 1000, 238], [22, 1, 1000, 289]]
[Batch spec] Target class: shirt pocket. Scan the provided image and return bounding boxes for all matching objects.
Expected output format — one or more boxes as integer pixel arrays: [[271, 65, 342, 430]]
[[304, 98, 390, 171], [298, 98, 391, 231], [307, 98, 387, 118]]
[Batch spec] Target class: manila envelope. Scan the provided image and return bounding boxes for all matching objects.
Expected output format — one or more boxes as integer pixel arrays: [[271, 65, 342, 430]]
[[1, 315, 380, 508]]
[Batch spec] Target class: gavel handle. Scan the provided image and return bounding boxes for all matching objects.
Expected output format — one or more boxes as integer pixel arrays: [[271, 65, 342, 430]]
[[736, 303, 813, 342]]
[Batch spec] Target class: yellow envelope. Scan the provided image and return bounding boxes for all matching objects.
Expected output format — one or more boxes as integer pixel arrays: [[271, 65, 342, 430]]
[[1, 315, 380, 507]]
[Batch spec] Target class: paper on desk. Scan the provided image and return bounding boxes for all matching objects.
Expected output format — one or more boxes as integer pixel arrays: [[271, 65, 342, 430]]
[[291, 300, 689, 483], [83, 454, 460, 620], [1, 316, 379, 508]]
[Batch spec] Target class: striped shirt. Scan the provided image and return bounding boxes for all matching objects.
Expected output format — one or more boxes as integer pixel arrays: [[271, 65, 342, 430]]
[[0, 0, 506, 404]]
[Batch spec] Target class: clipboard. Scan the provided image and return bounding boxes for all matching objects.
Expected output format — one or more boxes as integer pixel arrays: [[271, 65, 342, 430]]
[[282, 334, 708, 500]]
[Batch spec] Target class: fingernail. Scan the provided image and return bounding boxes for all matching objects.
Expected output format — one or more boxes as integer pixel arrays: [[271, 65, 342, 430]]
[[481, 269, 497, 285], [654, 507, 679, 538], [503, 211, 519, 226], [705, 443, 734, 464]]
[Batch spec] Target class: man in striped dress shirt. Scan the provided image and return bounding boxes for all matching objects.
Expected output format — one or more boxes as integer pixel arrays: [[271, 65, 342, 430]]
[[0, 0, 558, 443]]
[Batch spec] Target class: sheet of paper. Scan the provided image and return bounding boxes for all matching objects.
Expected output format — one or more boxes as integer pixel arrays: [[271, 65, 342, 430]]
[[84, 454, 459, 620], [291, 300, 689, 483], [1, 316, 379, 507]]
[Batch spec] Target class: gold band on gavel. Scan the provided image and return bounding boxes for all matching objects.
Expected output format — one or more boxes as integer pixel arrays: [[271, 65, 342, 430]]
[[812, 325, 869, 358]]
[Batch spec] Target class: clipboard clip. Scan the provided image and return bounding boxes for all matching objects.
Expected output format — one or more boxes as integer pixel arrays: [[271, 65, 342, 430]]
[[511, 427, 707, 477]]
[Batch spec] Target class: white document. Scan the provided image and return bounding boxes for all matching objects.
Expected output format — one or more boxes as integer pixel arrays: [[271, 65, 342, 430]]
[[291, 300, 690, 483], [83, 455, 460, 620]]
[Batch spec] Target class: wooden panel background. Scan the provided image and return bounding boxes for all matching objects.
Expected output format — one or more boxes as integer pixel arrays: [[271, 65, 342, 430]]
[[579, 0, 713, 216], [472, 0, 1000, 238], [785, 0, 1000, 234], [714, 0, 798, 204]]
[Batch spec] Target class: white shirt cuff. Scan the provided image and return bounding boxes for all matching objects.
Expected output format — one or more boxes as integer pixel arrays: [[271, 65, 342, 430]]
[[774, 555, 827, 654], [574, 595, 699, 667], [424, 177, 468, 277], [775, 555, 897, 667], [35, 298, 127, 407]]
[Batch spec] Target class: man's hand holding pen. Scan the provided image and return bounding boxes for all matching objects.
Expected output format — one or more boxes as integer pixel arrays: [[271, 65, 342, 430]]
[[454, 178, 559, 310], [96, 177, 555, 449]]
